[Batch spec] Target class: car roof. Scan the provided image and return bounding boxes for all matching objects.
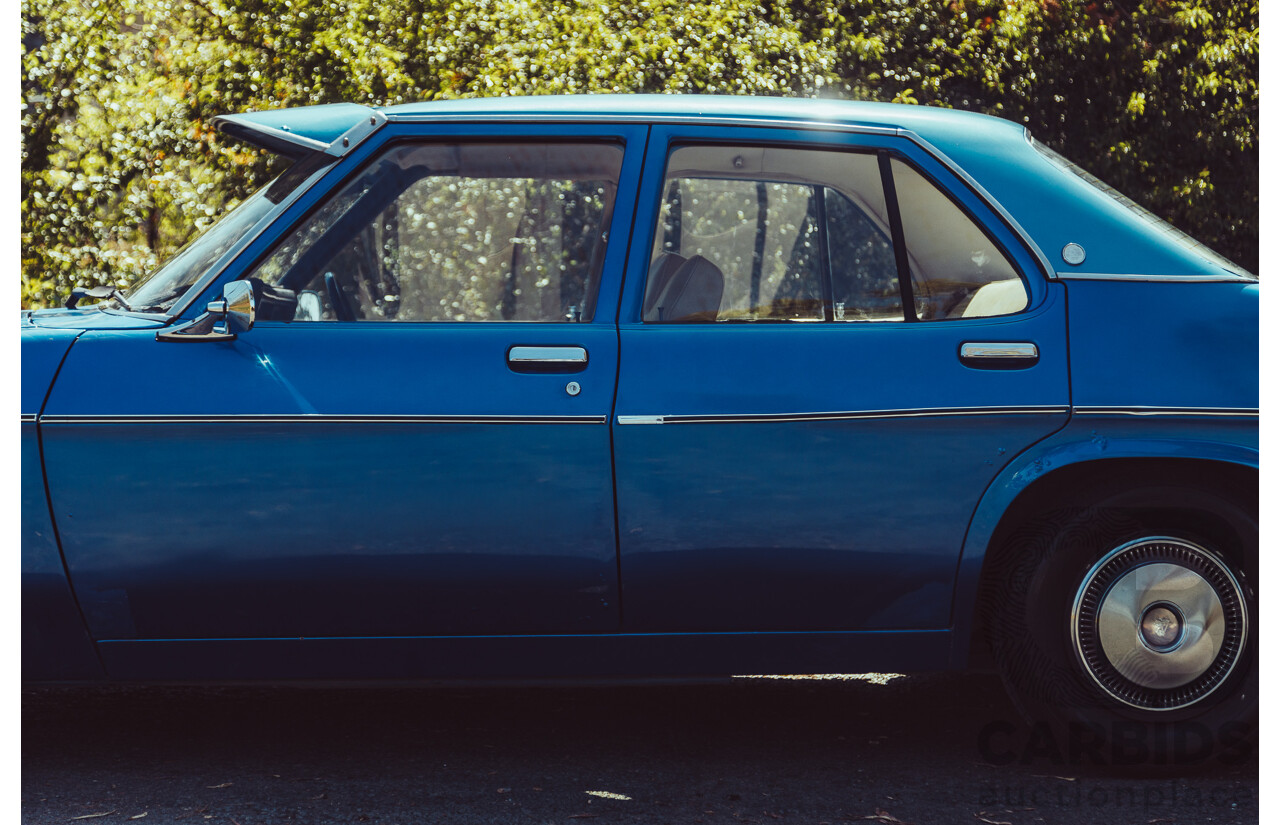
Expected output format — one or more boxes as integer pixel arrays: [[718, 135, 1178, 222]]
[[382, 93, 1024, 139], [216, 95, 1027, 159]]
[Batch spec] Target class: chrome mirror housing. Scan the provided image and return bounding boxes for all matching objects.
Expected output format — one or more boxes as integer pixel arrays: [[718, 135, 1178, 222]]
[[210, 280, 256, 333], [157, 281, 256, 342]]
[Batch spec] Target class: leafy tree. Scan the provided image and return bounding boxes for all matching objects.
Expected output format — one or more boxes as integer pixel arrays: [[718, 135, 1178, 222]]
[[823, 0, 1257, 271], [20, 0, 1257, 308]]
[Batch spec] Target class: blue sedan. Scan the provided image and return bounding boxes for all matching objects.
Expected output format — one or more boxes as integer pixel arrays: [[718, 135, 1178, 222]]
[[22, 95, 1256, 764]]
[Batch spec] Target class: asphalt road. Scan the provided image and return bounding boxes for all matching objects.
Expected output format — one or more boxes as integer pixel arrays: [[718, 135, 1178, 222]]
[[23, 673, 1256, 824]]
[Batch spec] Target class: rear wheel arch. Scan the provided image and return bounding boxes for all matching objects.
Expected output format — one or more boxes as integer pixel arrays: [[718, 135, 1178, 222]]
[[971, 457, 1257, 765], [983, 458, 1255, 580], [965, 457, 1256, 669]]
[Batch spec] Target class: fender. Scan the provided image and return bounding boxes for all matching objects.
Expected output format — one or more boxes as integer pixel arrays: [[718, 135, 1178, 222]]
[[21, 325, 81, 416], [23, 419, 105, 680], [21, 325, 103, 679], [948, 415, 1257, 668]]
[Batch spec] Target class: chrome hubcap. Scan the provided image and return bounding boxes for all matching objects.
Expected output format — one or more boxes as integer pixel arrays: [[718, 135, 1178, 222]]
[[1072, 537, 1247, 711]]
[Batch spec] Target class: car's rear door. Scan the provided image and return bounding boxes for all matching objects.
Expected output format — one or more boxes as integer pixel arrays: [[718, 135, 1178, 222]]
[[42, 123, 644, 646], [612, 124, 1070, 632]]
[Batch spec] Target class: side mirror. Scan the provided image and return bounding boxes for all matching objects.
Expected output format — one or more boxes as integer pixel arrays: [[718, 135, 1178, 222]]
[[208, 280, 256, 333], [157, 281, 256, 342]]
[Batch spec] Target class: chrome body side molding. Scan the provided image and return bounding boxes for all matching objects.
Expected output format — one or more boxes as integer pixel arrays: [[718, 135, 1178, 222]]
[[1072, 406, 1258, 418], [39, 414, 608, 425], [616, 405, 1068, 425]]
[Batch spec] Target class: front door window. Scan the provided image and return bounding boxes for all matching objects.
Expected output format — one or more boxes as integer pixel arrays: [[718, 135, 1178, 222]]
[[246, 141, 624, 323]]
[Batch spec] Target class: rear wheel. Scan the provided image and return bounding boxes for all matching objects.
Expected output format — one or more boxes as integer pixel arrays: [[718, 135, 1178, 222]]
[[1072, 536, 1247, 712], [983, 477, 1256, 768]]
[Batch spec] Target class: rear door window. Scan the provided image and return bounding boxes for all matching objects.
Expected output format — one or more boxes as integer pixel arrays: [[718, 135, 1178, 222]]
[[642, 144, 1027, 324]]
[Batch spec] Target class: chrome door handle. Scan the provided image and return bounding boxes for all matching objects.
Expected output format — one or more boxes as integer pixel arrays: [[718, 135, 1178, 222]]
[[959, 342, 1040, 369], [507, 346, 589, 374]]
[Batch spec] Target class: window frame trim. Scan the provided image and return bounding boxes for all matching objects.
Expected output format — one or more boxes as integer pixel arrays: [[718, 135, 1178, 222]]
[[877, 149, 918, 323]]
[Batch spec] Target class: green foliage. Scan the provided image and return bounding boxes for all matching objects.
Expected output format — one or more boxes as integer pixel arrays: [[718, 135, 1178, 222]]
[[21, 0, 1257, 308], [824, 0, 1258, 272]]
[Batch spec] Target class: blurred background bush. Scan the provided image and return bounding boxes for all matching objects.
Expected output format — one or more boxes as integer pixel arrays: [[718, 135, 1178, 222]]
[[21, 0, 1257, 308]]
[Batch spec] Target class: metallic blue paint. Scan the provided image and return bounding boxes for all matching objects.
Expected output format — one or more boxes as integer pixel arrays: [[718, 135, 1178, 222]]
[[614, 414, 1065, 632], [612, 315, 1071, 632], [21, 322, 103, 680], [21, 324, 79, 415], [26, 306, 168, 330], [1063, 279, 1258, 410], [43, 324, 624, 640], [22, 422, 103, 680]]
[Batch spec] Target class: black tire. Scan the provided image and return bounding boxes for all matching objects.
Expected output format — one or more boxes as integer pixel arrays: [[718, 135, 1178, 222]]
[[981, 474, 1257, 769]]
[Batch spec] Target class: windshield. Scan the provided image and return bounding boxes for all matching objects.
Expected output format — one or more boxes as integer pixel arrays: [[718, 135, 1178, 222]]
[[1030, 139, 1252, 278], [122, 156, 329, 313]]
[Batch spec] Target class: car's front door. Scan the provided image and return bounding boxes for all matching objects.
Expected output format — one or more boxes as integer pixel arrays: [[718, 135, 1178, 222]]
[[612, 125, 1071, 632], [43, 125, 644, 642]]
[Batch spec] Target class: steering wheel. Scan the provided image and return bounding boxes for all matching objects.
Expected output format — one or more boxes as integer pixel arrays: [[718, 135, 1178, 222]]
[[323, 272, 356, 322]]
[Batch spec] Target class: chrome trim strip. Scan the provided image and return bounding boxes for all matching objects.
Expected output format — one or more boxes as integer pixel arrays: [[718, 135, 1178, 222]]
[[1073, 406, 1258, 418], [507, 346, 588, 363], [616, 405, 1067, 425], [385, 112, 901, 137], [1056, 272, 1256, 283], [49, 407, 1248, 424], [39, 414, 607, 425], [959, 342, 1039, 360], [20, 414, 38, 423]]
